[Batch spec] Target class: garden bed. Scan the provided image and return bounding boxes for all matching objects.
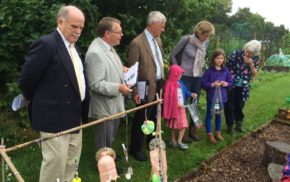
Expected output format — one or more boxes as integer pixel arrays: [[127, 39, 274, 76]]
[[177, 118, 290, 182]]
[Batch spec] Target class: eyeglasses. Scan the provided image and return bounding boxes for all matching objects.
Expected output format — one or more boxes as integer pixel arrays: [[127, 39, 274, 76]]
[[109, 30, 123, 36]]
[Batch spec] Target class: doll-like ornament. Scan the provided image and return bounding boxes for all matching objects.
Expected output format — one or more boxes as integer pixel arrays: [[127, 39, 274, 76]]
[[96, 147, 119, 182]]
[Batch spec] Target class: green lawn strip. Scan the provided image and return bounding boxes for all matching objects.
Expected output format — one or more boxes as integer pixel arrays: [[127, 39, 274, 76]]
[[1, 72, 290, 181]]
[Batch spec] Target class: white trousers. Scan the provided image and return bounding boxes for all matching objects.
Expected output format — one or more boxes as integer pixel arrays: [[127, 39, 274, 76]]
[[39, 130, 82, 182]]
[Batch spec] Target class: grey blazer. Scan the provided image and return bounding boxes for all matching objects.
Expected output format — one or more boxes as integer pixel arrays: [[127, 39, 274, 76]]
[[85, 38, 125, 119]]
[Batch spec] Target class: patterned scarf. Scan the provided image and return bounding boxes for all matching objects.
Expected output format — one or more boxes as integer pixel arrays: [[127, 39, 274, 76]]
[[191, 35, 206, 77]]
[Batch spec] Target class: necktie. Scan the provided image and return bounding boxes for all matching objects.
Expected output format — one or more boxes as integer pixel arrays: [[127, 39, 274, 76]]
[[153, 38, 164, 79], [110, 48, 123, 73], [69, 44, 85, 101]]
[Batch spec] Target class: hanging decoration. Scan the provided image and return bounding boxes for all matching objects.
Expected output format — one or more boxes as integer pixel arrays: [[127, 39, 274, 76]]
[[149, 94, 167, 182], [72, 159, 81, 182], [96, 147, 119, 182], [141, 108, 155, 135]]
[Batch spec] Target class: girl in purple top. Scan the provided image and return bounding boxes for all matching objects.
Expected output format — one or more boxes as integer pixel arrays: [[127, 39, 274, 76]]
[[202, 49, 232, 144]]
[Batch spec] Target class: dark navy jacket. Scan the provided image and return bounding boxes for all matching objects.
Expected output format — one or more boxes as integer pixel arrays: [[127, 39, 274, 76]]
[[19, 30, 89, 133]]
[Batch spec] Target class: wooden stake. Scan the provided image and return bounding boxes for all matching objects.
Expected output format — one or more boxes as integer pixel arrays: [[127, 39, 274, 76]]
[[0, 146, 24, 182], [1, 137, 5, 182]]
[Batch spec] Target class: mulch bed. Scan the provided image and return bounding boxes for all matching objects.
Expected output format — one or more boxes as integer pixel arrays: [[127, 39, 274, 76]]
[[177, 118, 290, 182]]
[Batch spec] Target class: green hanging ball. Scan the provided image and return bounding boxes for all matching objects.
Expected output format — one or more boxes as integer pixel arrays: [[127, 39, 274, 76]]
[[152, 174, 160, 182], [141, 120, 155, 135]]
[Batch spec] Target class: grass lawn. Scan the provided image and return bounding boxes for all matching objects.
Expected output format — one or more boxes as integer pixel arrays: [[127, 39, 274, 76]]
[[1, 71, 290, 181]]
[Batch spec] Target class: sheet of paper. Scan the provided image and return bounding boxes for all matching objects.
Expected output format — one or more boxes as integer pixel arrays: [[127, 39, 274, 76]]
[[12, 94, 28, 111], [124, 62, 139, 86], [137, 81, 147, 101]]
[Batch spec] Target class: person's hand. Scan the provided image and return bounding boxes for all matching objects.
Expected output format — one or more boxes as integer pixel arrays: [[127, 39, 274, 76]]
[[211, 81, 221, 87], [191, 93, 197, 99], [178, 103, 184, 108], [133, 94, 141, 104], [119, 84, 132, 96], [126, 83, 133, 88], [243, 55, 254, 66], [220, 81, 228, 87]]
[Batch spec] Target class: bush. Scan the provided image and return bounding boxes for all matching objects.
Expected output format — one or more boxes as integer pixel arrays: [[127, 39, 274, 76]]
[[0, 0, 99, 109]]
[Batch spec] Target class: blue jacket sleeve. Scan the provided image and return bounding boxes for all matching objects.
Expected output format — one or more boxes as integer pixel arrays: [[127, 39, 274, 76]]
[[179, 80, 191, 104]]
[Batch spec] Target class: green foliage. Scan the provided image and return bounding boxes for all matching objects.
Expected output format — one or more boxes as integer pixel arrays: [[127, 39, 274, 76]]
[[282, 33, 290, 54], [0, 0, 99, 109], [0, 0, 59, 108]]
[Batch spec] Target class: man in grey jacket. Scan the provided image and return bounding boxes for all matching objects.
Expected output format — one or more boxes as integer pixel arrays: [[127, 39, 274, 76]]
[[85, 17, 131, 153]]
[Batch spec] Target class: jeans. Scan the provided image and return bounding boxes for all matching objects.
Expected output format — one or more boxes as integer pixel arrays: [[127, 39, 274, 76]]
[[205, 102, 222, 133]]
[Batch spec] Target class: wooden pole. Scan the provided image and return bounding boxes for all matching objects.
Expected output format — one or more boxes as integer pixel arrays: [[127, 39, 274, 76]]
[[0, 146, 24, 182], [6, 99, 163, 153], [253, 32, 257, 39], [1, 137, 5, 182]]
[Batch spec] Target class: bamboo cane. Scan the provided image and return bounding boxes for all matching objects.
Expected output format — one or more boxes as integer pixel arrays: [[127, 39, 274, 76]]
[[1, 137, 5, 182], [157, 94, 164, 182], [5, 99, 162, 153], [0, 146, 24, 182]]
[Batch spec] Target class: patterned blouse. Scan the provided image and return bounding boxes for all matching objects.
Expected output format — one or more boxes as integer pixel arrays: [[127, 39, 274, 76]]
[[226, 49, 260, 101]]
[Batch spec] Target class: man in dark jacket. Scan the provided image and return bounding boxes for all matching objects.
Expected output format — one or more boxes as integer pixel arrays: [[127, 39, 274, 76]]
[[18, 5, 89, 182]]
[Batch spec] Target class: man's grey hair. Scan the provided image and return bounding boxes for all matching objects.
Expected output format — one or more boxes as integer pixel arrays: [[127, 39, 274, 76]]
[[147, 11, 166, 25], [244, 40, 261, 56], [56, 5, 84, 22]]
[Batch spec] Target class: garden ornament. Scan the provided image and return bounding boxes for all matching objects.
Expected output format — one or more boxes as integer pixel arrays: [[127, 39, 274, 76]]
[[96, 147, 119, 182], [149, 94, 167, 182], [141, 120, 155, 135]]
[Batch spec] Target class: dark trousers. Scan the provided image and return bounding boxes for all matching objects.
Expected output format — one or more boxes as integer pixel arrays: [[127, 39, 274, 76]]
[[129, 80, 162, 154], [224, 87, 245, 127], [181, 75, 202, 127], [95, 118, 120, 151]]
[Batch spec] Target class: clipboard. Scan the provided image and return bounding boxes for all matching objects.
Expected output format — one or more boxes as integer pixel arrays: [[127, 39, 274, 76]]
[[137, 80, 149, 103]]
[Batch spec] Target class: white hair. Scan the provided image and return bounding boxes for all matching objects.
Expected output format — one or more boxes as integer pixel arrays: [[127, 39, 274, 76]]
[[243, 40, 261, 56], [147, 11, 166, 25]]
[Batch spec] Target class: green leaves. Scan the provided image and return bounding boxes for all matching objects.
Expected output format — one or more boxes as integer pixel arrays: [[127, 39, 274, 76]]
[[0, 0, 100, 108]]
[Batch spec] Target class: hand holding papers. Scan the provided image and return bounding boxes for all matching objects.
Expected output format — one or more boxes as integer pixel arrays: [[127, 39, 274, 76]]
[[12, 94, 29, 111], [124, 62, 139, 87]]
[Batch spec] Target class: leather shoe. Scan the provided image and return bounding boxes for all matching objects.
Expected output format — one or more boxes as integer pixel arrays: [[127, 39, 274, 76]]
[[131, 152, 148, 161]]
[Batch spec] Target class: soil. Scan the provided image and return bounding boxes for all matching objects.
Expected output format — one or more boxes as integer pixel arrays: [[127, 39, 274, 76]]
[[178, 119, 290, 182]]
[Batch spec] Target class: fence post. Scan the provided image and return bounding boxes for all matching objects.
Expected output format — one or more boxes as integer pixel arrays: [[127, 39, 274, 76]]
[[253, 32, 257, 39], [1, 137, 5, 182]]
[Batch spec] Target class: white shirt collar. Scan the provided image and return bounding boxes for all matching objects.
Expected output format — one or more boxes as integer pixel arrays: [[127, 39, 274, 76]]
[[98, 37, 112, 51], [56, 28, 71, 48], [144, 29, 154, 41]]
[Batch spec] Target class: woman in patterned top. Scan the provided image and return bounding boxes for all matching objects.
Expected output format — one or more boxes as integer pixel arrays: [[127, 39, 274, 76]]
[[224, 40, 261, 134]]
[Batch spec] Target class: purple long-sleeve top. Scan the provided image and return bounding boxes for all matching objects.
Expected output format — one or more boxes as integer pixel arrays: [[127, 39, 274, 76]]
[[202, 66, 233, 102]]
